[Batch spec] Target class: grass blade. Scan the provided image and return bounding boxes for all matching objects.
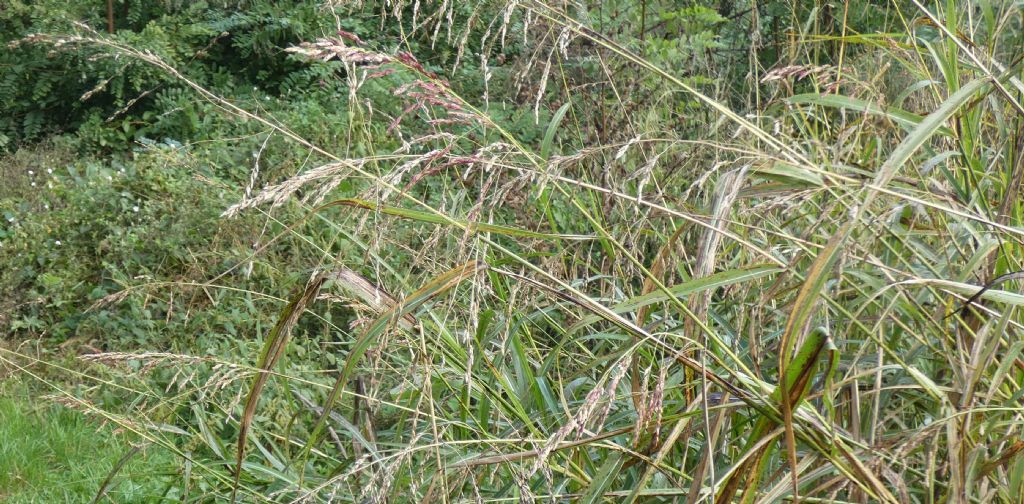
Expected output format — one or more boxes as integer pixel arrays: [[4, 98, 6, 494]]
[[541, 101, 572, 161], [232, 273, 326, 503], [581, 453, 625, 504], [788, 93, 953, 136], [721, 327, 830, 503], [569, 265, 782, 334], [321, 198, 593, 241]]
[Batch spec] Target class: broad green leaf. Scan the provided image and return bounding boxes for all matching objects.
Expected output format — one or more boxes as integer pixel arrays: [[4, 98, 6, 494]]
[[720, 328, 832, 503], [775, 218, 854, 503]]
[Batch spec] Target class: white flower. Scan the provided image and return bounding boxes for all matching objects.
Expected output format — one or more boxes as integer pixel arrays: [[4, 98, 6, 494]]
[[44, 204, 49, 210], [132, 205, 139, 213], [30, 182, 36, 187], [47, 168, 53, 174], [54, 240, 62, 246], [107, 175, 113, 181], [28, 170, 34, 175]]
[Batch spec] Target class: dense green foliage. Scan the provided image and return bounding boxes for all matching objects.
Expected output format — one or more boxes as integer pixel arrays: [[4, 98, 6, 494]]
[[2, 1, 335, 148], [3, 1, 1024, 502]]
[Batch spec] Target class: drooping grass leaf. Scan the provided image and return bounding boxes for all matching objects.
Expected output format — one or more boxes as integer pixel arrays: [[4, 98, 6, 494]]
[[321, 198, 594, 241], [751, 160, 825, 187], [788, 93, 954, 136], [569, 265, 782, 334], [232, 273, 326, 503]]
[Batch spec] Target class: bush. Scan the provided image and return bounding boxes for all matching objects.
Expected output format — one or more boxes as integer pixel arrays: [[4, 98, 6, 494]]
[[0, 140, 273, 345]]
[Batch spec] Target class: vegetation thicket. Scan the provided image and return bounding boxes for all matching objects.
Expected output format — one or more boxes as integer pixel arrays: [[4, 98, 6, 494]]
[[2, 1, 1024, 502]]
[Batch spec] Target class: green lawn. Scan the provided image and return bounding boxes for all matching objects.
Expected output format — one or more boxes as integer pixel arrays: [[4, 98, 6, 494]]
[[0, 384, 172, 503]]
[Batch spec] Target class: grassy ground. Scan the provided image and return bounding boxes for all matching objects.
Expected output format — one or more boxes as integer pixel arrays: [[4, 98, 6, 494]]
[[0, 380, 171, 503]]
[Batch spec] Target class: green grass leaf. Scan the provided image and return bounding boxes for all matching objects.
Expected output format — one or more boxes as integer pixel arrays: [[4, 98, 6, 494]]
[[320, 199, 594, 241], [569, 265, 782, 334]]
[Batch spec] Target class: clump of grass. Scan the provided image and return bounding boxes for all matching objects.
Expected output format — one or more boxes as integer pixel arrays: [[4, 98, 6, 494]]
[[8, 1, 1024, 503]]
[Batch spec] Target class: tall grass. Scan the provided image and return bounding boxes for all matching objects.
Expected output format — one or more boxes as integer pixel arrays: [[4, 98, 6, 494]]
[[4, 1, 1024, 502]]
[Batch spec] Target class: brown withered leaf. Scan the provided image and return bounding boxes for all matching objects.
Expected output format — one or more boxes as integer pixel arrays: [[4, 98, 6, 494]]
[[325, 267, 416, 330]]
